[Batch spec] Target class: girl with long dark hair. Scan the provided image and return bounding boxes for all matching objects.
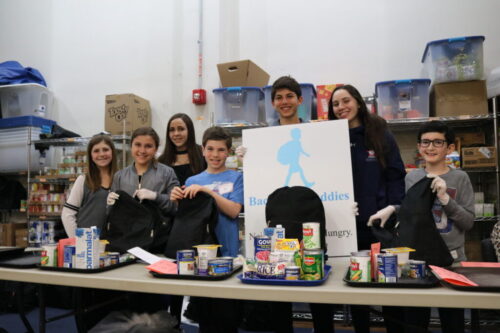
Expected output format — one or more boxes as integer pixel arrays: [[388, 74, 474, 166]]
[[158, 113, 205, 186], [328, 85, 406, 333]]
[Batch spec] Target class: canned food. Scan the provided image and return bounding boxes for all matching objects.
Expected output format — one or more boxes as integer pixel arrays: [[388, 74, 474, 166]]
[[302, 249, 324, 280], [302, 223, 321, 249], [377, 253, 397, 283], [108, 252, 120, 265], [99, 254, 110, 268], [285, 266, 300, 280], [409, 260, 426, 279], [41, 245, 58, 267], [178, 260, 195, 275], [208, 259, 232, 276], [177, 249, 196, 262], [350, 251, 371, 282], [254, 235, 271, 262]]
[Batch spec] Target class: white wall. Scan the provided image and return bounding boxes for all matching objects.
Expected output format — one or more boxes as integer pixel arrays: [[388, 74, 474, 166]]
[[1, 0, 500, 140]]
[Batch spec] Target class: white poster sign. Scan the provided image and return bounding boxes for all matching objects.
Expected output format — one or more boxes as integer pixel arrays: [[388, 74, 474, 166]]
[[242, 120, 357, 257]]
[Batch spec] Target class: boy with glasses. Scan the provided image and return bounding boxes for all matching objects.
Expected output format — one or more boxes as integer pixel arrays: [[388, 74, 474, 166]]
[[369, 121, 474, 332]]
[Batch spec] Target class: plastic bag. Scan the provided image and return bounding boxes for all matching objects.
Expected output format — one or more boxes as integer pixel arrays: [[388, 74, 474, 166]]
[[0, 61, 47, 86], [89, 310, 180, 333]]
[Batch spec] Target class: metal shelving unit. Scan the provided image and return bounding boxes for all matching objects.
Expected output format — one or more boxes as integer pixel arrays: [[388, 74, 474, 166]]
[[25, 133, 130, 220]]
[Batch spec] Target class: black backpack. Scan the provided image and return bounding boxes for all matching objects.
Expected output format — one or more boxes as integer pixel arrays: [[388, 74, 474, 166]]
[[265, 186, 327, 255], [102, 190, 172, 254], [164, 192, 219, 259], [393, 177, 454, 267]]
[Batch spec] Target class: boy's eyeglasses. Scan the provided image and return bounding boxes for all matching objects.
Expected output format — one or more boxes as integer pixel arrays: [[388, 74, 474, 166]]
[[418, 139, 447, 148]]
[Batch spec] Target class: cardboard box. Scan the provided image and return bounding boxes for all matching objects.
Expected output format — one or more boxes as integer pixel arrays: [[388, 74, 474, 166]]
[[217, 60, 270, 87], [0, 223, 26, 246], [15, 228, 28, 247], [105, 94, 151, 135], [316, 84, 343, 120], [431, 80, 488, 117], [455, 131, 486, 146], [462, 146, 496, 168]]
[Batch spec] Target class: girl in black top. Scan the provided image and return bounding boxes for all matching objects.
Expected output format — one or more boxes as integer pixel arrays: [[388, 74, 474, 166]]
[[158, 113, 205, 328], [158, 113, 205, 185]]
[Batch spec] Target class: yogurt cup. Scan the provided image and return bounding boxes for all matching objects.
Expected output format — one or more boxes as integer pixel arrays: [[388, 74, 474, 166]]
[[193, 244, 221, 275]]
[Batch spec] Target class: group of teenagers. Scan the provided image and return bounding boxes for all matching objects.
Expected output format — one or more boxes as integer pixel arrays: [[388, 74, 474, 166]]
[[60, 75, 475, 333]]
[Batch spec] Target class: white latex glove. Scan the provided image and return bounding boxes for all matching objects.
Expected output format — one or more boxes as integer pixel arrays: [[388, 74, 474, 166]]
[[134, 188, 157, 202], [427, 174, 450, 205], [353, 202, 359, 216], [367, 205, 395, 228], [107, 192, 120, 206], [235, 145, 247, 159]]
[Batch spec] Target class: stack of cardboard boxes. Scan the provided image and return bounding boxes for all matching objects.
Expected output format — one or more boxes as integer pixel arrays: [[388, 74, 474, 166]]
[[424, 36, 493, 169]]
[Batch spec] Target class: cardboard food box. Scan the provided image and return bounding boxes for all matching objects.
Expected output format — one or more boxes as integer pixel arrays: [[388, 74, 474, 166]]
[[217, 60, 270, 87], [430, 80, 488, 117], [105, 94, 151, 135], [461, 146, 496, 168], [455, 131, 486, 146], [316, 84, 343, 120], [0, 223, 26, 246]]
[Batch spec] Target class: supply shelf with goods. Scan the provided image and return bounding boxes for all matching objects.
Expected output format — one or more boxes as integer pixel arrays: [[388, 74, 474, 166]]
[[387, 99, 500, 261], [24, 134, 131, 246]]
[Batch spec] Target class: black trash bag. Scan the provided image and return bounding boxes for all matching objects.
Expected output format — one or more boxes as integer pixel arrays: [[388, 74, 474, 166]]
[[35, 124, 81, 153], [164, 192, 218, 259], [393, 176, 454, 267], [103, 191, 171, 254]]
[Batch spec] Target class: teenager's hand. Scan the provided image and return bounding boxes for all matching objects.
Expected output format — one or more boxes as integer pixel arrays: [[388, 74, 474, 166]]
[[106, 192, 120, 206], [133, 189, 157, 202], [367, 205, 395, 228], [352, 202, 359, 216], [428, 174, 449, 205], [170, 186, 185, 202], [235, 145, 247, 162], [183, 184, 205, 199]]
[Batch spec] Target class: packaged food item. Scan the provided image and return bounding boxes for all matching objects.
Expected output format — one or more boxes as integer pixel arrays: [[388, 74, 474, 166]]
[[194, 244, 221, 276], [409, 260, 426, 279], [382, 247, 415, 278], [41, 244, 58, 267], [254, 235, 271, 262], [285, 266, 300, 280], [75, 226, 100, 269], [274, 238, 300, 252], [350, 251, 371, 282], [302, 249, 324, 280], [208, 258, 232, 276], [256, 262, 286, 279], [302, 222, 321, 249], [243, 257, 257, 278], [377, 253, 397, 283]]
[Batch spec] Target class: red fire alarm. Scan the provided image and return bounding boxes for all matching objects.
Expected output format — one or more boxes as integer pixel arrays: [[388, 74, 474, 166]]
[[192, 89, 206, 105]]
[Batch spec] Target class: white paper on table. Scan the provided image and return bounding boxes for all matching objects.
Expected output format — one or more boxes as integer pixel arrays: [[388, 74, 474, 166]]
[[127, 247, 171, 264]]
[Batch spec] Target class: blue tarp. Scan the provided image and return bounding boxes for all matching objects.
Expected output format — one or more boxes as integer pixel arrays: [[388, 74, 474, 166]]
[[0, 60, 47, 86]]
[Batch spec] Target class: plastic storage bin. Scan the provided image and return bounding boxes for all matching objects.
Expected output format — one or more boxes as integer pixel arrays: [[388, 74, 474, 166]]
[[212, 87, 264, 126], [0, 116, 55, 172], [263, 83, 316, 125], [375, 79, 430, 120], [421, 36, 485, 84], [0, 83, 54, 119]]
